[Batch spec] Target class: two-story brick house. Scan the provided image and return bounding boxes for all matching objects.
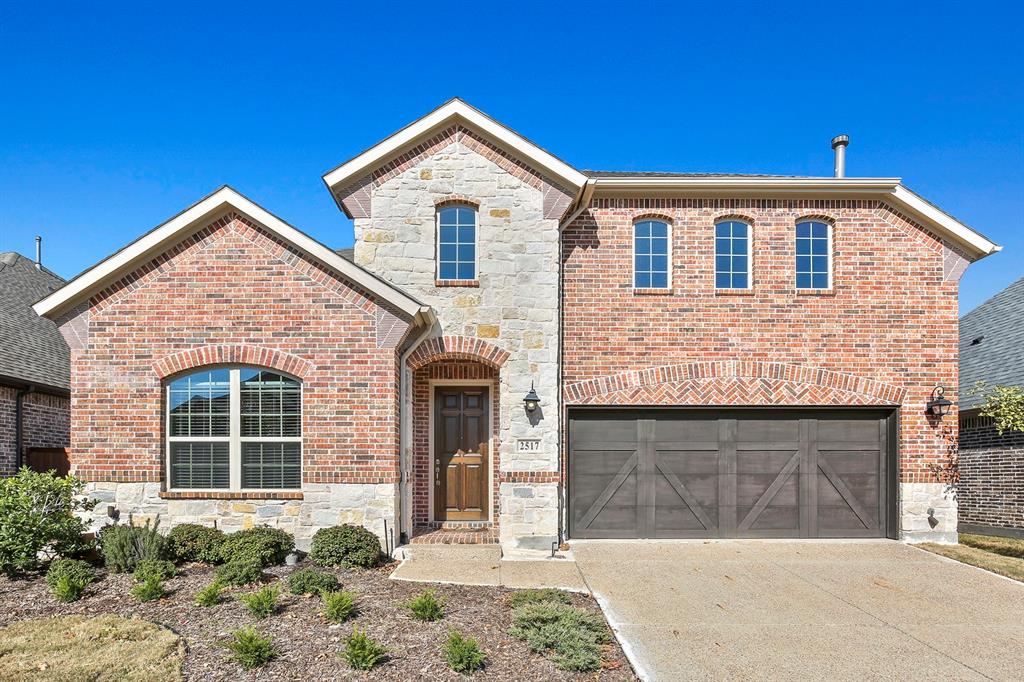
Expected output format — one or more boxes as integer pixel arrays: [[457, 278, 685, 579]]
[[33, 99, 998, 550]]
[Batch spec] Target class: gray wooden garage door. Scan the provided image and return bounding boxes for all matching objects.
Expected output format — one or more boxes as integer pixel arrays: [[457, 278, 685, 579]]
[[568, 409, 895, 539]]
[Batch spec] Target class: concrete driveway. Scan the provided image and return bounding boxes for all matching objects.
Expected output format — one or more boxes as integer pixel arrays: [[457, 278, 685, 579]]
[[573, 540, 1023, 681]]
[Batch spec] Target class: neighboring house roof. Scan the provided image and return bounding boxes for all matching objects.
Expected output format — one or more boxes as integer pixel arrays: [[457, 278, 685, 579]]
[[0, 252, 69, 392], [335, 247, 354, 262], [33, 187, 433, 326], [959, 277, 1024, 410]]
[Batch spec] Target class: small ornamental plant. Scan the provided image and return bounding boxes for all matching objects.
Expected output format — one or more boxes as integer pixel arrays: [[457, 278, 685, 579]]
[[239, 585, 280, 619], [52, 574, 91, 603], [226, 627, 276, 669], [402, 589, 444, 622], [215, 558, 262, 587], [322, 590, 358, 623], [131, 574, 167, 602], [341, 627, 387, 671], [133, 559, 177, 583], [310, 525, 381, 568], [507, 588, 572, 608], [195, 581, 223, 607], [287, 568, 339, 596], [442, 629, 487, 673]]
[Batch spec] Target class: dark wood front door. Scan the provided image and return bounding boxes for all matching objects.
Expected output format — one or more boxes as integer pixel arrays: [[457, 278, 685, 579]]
[[434, 386, 490, 521], [569, 408, 896, 539]]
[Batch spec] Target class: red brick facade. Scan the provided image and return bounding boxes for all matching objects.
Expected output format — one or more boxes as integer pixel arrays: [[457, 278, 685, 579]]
[[958, 414, 1024, 536], [64, 212, 411, 488], [0, 387, 70, 475], [562, 198, 961, 483]]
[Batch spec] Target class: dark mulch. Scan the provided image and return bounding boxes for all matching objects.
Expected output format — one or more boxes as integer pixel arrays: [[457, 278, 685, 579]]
[[0, 561, 636, 681]]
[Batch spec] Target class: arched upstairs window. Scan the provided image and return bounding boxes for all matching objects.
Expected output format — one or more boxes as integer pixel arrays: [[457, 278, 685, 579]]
[[714, 220, 751, 289], [634, 219, 671, 289], [437, 205, 477, 281], [166, 367, 302, 490], [795, 220, 832, 290]]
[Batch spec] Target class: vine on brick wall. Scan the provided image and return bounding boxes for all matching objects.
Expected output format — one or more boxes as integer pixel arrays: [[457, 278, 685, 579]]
[[927, 424, 959, 500]]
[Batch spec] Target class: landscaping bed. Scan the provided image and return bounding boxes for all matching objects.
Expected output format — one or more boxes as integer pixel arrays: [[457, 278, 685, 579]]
[[0, 561, 635, 680]]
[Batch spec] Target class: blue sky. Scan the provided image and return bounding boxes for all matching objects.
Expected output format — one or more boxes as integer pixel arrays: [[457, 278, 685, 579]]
[[1, 1, 1020, 313]]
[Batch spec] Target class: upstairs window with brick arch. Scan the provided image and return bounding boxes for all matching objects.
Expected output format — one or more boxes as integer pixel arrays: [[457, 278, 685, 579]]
[[634, 219, 671, 289], [714, 220, 751, 289], [795, 220, 832, 290], [166, 367, 302, 490], [437, 205, 477, 281]]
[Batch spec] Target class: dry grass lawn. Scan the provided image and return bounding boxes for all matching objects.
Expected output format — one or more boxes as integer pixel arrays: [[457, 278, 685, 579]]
[[921, 534, 1024, 583], [0, 614, 183, 681]]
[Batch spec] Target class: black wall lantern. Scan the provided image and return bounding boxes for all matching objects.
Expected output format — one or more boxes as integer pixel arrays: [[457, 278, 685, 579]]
[[926, 385, 953, 418], [523, 382, 541, 412]]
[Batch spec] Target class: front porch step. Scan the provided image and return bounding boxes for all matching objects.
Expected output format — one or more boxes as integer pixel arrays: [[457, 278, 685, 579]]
[[410, 525, 498, 545]]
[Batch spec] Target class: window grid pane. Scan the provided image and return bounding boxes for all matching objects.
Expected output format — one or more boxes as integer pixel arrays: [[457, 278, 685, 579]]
[[168, 369, 230, 437], [634, 220, 670, 288], [795, 221, 830, 289], [241, 370, 301, 438], [242, 442, 301, 489], [714, 221, 751, 289], [438, 206, 476, 280], [170, 442, 230, 489]]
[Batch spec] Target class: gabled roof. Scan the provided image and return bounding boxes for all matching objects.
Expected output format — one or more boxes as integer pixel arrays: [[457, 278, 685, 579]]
[[33, 187, 431, 323], [321, 98, 589, 198], [0, 252, 69, 392], [959, 276, 1024, 410]]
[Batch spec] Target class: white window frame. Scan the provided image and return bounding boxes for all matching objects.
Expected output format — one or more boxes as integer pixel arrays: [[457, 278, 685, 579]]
[[795, 220, 834, 291], [436, 205, 479, 281], [632, 219, 673, 290], [714, 220, 754, 290], [165, 367, 303, 492]]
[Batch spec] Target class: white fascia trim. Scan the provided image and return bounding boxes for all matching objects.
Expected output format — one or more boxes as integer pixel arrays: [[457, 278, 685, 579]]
[[321, 99, 588, 193], [591, 177, 1000, 259], [33, 186, 428, 320]]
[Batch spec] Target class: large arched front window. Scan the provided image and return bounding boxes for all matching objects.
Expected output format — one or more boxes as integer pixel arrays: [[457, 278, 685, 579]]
[[166, 367, 302, 490]]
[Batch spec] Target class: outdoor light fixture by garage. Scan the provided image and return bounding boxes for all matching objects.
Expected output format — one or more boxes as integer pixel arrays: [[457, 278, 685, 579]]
[[926, 385, 953, 418], [523, 382, 541, 412]]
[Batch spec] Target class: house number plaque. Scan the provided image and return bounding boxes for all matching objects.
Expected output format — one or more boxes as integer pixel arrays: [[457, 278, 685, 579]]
[[516, 439, 541, 453]]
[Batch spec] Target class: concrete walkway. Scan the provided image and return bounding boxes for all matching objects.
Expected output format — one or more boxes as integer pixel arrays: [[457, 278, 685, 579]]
[[390, 544, 589, 592], [573, 540, 1024, 681]]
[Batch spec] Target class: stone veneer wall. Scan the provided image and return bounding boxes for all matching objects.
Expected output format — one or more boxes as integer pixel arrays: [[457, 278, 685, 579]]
[[0, 387, 70, 476], [60, 211, 411, 549], [352, 127, 568, 550], [957, 414, 1024, 538], [562, 198, 968, 542]]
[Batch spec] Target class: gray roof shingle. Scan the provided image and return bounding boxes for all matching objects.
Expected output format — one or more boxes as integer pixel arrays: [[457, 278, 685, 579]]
[[0, 252, 69, 391], [959, 276, 1024, 410]]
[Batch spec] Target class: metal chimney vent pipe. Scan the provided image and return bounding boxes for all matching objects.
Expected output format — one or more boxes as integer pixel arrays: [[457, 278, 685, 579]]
[[831, 134, 849, 178], [34, 236, 41, 269]]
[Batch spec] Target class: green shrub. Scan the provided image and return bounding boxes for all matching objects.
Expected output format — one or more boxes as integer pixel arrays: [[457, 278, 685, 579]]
[[215, 558, 263, 587], [442, 630, 487, 673], [133, 559, 177, 583], [219, 527, 293, 567], [402, 589, 444, 622], [45, 558, 96, 589], [99, 519, 164, 573], [131, 575, 167, 602], [322, 590, 358, 623], [508, 602, 611, 672], [341, 627, 386, 670], [507, 588, 572, 608], [0, 469, 96, 574], [165, 523, 226, 564], [239, 585, 279, 619], [52, 574, 91, 603], [225, 627, 276, 669], [288, 568, 339, 595], [195, 581, 223, 607], [310, 525, 381, 568]]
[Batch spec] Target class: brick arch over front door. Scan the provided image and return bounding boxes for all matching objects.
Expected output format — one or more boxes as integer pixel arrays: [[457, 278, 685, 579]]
[[563, 361, 906, 407]]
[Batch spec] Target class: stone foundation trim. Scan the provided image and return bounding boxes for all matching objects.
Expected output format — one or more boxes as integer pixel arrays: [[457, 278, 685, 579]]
[[564, 360, 906, 405], [159, 491, 304, 500], [153, 344, 314, 380], [408, 335, 510, 370]]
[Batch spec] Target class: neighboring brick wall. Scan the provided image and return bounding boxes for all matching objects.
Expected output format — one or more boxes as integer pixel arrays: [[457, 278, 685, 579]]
[[958, 415, 1024, 535], [65, 212, 410, 488], [0, 387, 70, 476], [562, 198, 961, 487]]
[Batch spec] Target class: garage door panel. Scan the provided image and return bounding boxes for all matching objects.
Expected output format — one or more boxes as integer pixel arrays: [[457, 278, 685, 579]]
[[569, 410, 892, 540]]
